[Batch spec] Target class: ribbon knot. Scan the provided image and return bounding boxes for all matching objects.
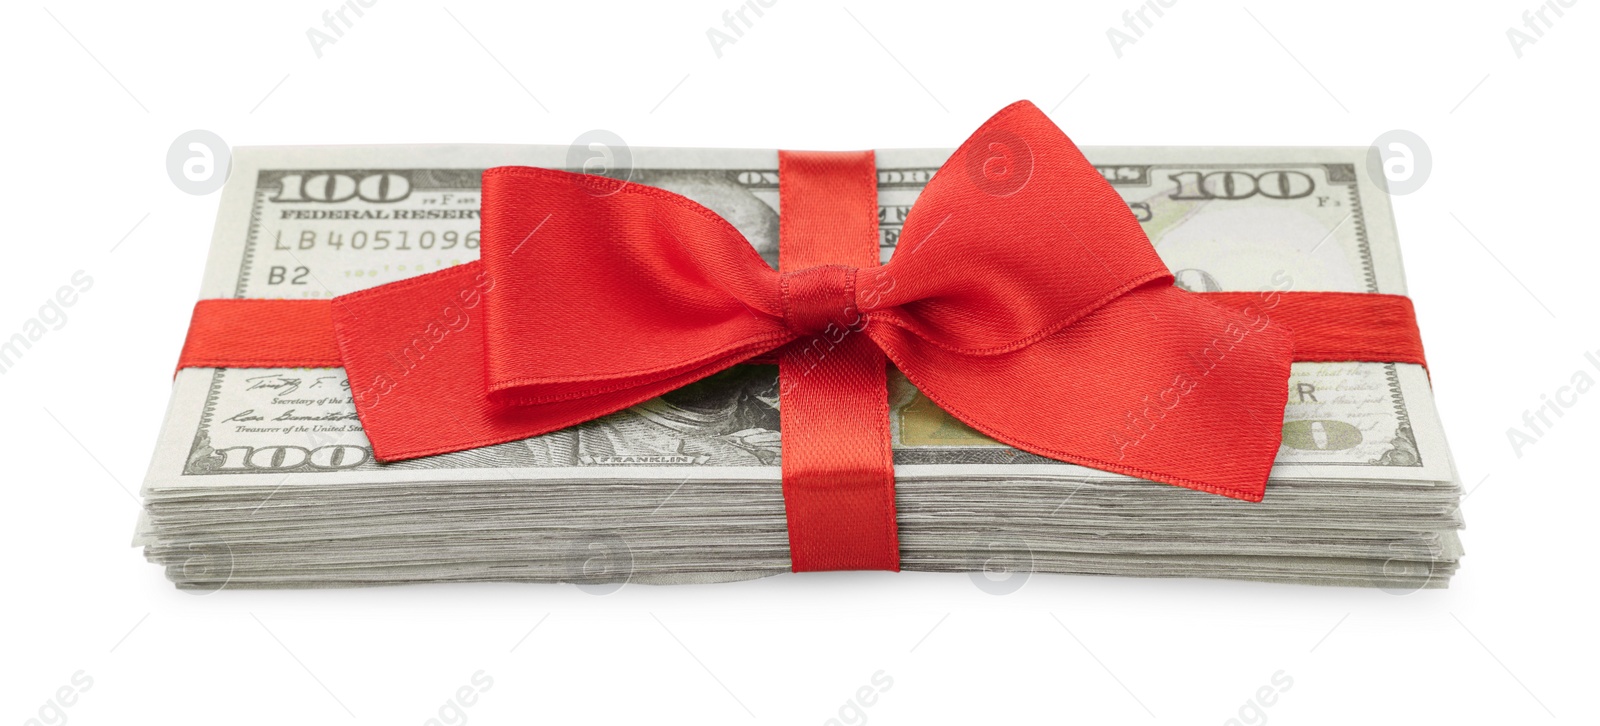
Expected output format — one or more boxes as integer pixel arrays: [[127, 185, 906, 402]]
[[780, 264, 861, 336]]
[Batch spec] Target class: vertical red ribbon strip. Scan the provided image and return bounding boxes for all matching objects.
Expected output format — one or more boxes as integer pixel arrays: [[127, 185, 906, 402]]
[[776, 151, 901, 572]]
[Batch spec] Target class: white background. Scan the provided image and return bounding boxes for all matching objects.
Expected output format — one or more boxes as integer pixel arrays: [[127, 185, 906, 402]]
[[2, 1, 1595, 724]]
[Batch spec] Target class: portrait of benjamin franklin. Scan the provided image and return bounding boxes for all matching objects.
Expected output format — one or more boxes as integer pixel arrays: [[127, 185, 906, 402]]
[[555, 365, 780, 467]]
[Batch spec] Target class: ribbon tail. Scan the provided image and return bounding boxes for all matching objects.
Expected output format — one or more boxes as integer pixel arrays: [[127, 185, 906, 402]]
[[871, 284, 1295, 502]]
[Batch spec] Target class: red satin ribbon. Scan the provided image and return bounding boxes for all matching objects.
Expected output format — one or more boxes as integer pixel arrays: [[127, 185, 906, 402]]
[[172, 101, 1431, 572], [775, 150, 899, 571], [180, 299, 342, 368], [178, 293, 1427, 374]]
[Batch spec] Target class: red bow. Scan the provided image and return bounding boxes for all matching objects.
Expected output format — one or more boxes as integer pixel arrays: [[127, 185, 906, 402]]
[[326, 101, 1296, 571]]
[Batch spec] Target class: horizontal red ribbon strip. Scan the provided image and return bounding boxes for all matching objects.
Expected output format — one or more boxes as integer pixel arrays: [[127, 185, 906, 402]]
[[179, 298, 343, 369], [176, 291, 1426, 374]]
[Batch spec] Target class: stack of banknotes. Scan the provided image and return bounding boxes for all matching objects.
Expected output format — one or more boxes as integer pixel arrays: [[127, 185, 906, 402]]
[[135, 143, 1463, 589]]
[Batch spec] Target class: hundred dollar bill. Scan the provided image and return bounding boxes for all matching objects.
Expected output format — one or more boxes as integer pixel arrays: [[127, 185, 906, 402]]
[[143, 144, 1452, 493]]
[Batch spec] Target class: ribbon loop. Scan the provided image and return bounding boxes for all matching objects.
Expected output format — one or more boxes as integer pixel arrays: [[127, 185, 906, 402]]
[[477, 166, 787, 399], [864, 102, 1171, 355]]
